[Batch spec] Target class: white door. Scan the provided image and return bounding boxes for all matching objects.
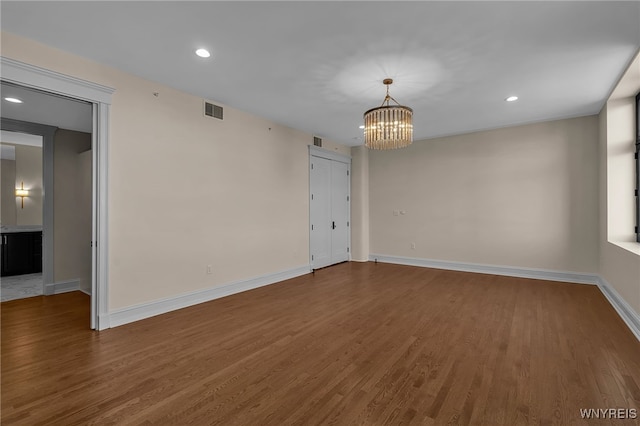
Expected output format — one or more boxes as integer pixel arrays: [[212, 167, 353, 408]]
[[330, 161, 350, 264], [310, 157, 332, 269], [309, 149, 351, 270]]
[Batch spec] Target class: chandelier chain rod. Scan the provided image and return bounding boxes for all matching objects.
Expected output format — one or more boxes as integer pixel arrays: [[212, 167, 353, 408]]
[[380, 94, 402, 107]]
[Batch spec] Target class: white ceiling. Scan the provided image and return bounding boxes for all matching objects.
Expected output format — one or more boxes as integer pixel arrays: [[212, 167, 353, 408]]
[[1, 82, 93, 133], [1, 1, 639, 146]]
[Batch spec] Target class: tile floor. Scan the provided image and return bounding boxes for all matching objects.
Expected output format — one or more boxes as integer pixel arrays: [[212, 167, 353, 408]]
[[1, 273, 43, 302]]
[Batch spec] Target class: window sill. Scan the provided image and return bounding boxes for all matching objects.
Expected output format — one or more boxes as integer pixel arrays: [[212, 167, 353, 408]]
[[609, 240, 640, 256]]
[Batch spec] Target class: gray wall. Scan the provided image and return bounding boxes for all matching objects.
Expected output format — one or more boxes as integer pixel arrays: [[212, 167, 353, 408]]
[[53, 129, 91, 291]]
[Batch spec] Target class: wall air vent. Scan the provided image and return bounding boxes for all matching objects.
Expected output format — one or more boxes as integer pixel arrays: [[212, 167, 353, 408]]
[[313, 136, 322, 147], [204, 101, 223, 120]]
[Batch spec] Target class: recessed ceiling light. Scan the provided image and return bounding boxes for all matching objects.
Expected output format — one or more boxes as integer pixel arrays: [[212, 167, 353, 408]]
[[505, 96, 519, 102], [4, 97, 23, 103], [359, 125, 365, 129], [195, 48, 211, 58]]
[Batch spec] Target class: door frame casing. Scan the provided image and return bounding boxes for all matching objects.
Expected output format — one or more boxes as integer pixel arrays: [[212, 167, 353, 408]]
[[308, 145, 352, 270], [1, 57, 114, 330]]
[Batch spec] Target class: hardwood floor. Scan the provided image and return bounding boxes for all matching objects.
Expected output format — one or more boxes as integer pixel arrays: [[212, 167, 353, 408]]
[[2, 262, 639, 425]]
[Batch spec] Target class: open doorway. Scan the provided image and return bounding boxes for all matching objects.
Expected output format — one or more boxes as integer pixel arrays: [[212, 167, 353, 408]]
[[1, 82, 93, 320], [1, 131, 44, 301]]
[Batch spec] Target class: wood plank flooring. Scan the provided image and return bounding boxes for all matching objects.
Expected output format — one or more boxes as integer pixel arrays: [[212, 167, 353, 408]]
[[2, 262, 639, 425]]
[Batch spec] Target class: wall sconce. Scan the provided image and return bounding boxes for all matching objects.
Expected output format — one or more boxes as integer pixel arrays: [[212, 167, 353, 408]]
[[15, 181, 29, 209]]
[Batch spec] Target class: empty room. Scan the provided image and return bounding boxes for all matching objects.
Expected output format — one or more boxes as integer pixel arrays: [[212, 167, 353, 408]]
[[1, 2, 639, 425]]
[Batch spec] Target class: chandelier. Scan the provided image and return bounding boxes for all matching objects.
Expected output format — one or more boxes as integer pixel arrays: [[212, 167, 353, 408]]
[[363, 78, 413, 150]]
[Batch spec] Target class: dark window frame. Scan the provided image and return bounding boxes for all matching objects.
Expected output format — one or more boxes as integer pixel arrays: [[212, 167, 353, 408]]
[[636, 92, 640, 242]]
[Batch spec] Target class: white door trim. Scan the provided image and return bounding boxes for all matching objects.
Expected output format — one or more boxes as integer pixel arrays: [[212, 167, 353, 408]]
[[309, 145, 351, 164], [1, 56, 114, 330]]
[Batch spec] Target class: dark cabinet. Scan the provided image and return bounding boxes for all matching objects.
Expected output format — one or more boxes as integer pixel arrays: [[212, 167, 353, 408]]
[[1, 232, 43, 277], [32, 233, 42, 273]]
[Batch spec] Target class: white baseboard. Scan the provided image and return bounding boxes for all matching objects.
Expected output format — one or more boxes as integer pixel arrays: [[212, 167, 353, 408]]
[[369, 254, 600, 285], [98, 314, 111, 330], [108, 265, 311, 328], [45, 279, 80, 295], [597, 277, 640, 341]]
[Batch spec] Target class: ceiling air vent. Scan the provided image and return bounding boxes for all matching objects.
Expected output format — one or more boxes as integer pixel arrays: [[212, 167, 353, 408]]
[[204, 101, 223, 120], [313, 136, 322, 147]]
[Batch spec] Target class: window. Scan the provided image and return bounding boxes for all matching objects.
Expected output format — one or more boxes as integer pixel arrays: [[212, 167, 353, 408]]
[[636, 92, 640, 242]]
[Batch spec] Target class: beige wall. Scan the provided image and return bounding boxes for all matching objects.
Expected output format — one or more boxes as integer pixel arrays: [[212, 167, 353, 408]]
[[598, 52, 640, 315], [1, 158, 17, 225], [0, 143, 43, 226], [369, 116, 600, 273], [53, 129, 92, 289], [351, 146, 369, 261], [1, 31, 349, 310]]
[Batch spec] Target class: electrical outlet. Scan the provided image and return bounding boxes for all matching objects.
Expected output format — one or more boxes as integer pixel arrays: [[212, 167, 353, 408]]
[[393, 210, 400, 216], [411, 242, 416, 250], [207, 265, 213, 274]]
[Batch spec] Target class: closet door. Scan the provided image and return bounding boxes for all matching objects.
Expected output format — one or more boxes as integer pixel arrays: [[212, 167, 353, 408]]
[[309, 148, 351, 270], [310, 156, 332, 269], [330, 161, 350, 264]]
